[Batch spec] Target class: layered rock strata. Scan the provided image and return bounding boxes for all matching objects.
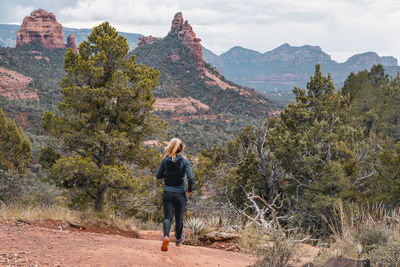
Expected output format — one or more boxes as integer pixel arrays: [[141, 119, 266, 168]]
[[16, 9, 65, 50], [0, 67, 38, 100]]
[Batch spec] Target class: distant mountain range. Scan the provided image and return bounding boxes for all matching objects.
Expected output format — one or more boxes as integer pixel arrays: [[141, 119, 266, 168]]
[[0, 24, 143, 51], [3, 22, 400, 103], [203, 44, 400, 102]]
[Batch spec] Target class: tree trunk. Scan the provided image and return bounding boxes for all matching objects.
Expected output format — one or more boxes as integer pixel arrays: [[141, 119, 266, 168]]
[[94, 187, 106, 212]]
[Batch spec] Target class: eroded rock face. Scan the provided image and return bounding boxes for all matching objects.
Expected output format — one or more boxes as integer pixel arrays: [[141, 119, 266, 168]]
[[0, 66, 38, 100], [137, 36, 157, 47], [66, 33, 77, 53], [169, 12, 203, 68], [16, 9, 65, 50], [153, 97, 209, 113]]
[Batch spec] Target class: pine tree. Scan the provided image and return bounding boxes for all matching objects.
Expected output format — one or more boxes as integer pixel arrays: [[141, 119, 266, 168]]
[[41, 22, 166, 211]]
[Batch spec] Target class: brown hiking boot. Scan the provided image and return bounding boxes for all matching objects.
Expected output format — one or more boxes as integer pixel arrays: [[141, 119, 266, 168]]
[[161, 237, 169, 252]]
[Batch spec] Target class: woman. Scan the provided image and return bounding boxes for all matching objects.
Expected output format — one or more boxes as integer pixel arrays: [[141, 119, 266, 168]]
[[156, 138, 194, 252]]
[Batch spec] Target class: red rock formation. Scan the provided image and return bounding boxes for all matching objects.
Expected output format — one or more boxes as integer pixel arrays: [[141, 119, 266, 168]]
[[137, 35, 157, 47], [153, 97, 209, 113], [169, 12, 203, 68], [16, 9, 65, 50], [66, 33, 77, 53], [0, 66, 38, 100]]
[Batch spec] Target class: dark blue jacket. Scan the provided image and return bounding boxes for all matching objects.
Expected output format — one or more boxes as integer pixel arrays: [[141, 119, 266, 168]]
[[156, 154, 194, 193]]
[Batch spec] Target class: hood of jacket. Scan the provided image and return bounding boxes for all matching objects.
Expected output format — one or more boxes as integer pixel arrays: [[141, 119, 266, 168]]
[[166, 154, 183, 162]]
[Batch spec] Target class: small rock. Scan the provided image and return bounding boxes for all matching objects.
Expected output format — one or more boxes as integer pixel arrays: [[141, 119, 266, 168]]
[[202, 231, 240, 242], [323, 258, 370, 267]]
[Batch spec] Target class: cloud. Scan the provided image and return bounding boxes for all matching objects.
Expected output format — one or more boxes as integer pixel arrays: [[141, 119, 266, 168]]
[[1, 0, 399, 62]]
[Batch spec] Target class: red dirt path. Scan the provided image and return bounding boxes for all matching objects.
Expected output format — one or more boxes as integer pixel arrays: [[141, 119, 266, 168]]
[[0, 220, 254, 266]]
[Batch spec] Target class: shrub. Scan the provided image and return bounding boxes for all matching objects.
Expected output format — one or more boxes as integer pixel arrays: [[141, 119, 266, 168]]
[[253, 227, 296, 267], [355, 224, 388, 253], [369, 237, 400, 266], [0, 170, 22, 204]]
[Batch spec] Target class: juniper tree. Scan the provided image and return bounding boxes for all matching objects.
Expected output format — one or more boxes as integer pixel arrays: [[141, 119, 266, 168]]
[[267, 64, 368, 234], [41, 22, 166, 211], [342, 65, 400, 205], [0, 108, 31, 203]]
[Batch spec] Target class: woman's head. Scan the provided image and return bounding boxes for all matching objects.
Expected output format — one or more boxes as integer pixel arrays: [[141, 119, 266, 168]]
[[164, 138, 184, 159]]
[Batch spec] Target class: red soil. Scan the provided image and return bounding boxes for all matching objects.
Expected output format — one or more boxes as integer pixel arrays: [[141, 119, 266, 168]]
[[0, 219, 254, 266]]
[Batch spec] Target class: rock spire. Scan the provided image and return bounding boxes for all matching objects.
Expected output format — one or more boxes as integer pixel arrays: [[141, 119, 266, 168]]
[[169, 12, 203, 67]]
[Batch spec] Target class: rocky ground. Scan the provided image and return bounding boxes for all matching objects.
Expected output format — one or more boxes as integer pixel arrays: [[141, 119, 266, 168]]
[[0, 219, 254, 266]]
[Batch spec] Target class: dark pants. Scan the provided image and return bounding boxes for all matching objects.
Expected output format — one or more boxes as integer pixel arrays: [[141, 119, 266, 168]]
[[162, 191, 186, 239]]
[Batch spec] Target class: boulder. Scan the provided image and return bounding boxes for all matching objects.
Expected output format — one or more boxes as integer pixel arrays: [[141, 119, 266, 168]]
[[201, 231, 240, 242]]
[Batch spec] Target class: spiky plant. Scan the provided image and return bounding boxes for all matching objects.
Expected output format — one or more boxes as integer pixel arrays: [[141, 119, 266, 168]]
[[184, 217, 207, 235]]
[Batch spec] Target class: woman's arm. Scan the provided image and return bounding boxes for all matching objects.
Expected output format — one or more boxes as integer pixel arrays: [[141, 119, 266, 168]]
[[155, 158, 166, 179], [184, 159, 194, 192]]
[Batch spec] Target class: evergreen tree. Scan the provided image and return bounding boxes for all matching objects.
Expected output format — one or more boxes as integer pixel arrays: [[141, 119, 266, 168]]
[[342, 65, 400, 205], [267, 64, 365, 234], [342, 65, 390, 137], [0, 108, 31, 203], [41, 22, 166, 211], [0, 108, 31, 176]]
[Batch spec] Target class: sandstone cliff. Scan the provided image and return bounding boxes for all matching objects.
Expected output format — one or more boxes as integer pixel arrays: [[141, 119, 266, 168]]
[[16, 9, 65, 50], [0, 66, 38, 100]]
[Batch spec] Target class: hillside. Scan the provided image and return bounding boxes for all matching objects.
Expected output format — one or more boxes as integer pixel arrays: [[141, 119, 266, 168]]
[[0, 10, 278, 154], [203, 44, 400, 103], [132, 22, 275, 117], [130, 13, 277, 152], [0, 43, 66, 135]]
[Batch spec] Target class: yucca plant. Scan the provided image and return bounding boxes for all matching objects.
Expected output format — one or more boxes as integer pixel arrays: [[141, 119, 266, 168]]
[[184, 217, 207, 235]]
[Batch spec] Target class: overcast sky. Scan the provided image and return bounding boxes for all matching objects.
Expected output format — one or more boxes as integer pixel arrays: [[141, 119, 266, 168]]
[[1, 0, 399, 62]]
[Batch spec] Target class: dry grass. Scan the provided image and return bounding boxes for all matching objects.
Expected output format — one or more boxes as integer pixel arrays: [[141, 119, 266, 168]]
[[0, 204, 79, 222], [0, 203, 140, 233], [315, 202, 400, 266]]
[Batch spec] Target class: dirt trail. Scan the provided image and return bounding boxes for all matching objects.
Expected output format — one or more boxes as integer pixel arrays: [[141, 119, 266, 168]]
[[0, 221, 254, 266]]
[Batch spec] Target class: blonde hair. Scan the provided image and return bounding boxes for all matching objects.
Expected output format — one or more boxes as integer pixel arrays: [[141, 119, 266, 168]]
[[164, 138, 184, 160]]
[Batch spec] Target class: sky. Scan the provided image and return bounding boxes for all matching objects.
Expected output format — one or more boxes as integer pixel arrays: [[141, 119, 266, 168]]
[[1, 0, 399, 62]]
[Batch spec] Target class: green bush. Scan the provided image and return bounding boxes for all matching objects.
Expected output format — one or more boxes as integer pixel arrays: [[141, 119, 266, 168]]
[[0, 170, 22, 204], [355, 224, 388, 253]]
